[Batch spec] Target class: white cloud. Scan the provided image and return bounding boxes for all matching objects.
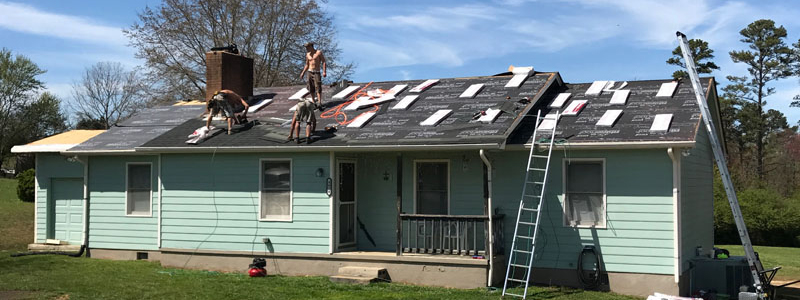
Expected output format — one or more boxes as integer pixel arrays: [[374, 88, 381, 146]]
[[399, 70, 412, 80], [0, 2, 127, 47]]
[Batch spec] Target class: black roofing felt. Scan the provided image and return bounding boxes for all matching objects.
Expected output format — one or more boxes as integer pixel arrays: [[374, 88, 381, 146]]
[[139, 73, 558, 149], [507, 78, 713, 145], [67, 105, 206, 152]]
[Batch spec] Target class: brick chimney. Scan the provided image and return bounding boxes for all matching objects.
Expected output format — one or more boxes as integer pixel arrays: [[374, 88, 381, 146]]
[[205, 51, 254, 100]]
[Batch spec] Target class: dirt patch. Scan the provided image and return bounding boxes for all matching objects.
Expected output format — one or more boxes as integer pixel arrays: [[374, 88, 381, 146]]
[[0, 290, 40, 300]]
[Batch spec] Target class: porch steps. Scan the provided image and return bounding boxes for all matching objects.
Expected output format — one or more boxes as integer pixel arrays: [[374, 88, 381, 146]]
[[45, 239, 68, 245], [329, 266, 390, 285], [28, 243, 80, 252]]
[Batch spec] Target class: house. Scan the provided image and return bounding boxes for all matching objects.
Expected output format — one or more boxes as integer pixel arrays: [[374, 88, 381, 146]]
[[12, 52, 721, 297]]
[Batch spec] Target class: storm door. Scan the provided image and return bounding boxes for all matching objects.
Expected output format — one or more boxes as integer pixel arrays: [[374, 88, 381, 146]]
[[336, 160, 357, 250]]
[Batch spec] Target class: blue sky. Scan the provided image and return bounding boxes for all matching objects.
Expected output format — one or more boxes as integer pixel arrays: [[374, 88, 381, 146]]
[[2, 0, 800, 123]]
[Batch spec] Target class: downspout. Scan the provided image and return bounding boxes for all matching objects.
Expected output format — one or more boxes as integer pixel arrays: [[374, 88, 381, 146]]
[[479, 149, 494, 286], [72, 155, 90, 249], [667, 148, 682, 284], [158, 154, 162, 248]]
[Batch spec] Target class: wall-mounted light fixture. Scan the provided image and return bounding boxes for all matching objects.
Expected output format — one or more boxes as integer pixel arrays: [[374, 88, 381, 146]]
[[383, 171, 390, 181], [315, 168, 324, 177]]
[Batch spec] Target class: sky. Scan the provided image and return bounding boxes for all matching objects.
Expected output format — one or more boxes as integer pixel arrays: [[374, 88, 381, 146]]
[[2, 0, 800, 123]]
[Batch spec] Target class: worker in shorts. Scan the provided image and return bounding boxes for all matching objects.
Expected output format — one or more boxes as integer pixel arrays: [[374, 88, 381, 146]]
[[299, 42, 326, 109], [206, 89, 249, 135], [288, 97, 317, 144]]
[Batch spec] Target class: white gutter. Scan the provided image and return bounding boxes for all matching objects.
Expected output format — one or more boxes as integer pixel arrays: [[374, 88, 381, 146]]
[[667, 147, 682, 283], [479, 149, 494, 286], [132, 143, 502, 154], [157, 154, 163, 248], [510, 141, 696, 151]]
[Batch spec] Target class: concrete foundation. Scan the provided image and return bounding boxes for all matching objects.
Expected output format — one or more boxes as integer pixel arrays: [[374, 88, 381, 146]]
[[529, 267, 679, 297]]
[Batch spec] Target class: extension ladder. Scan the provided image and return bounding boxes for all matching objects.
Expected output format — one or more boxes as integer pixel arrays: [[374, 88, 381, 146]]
[[677, 32, 779, 299], [502, 110, 559, 299]]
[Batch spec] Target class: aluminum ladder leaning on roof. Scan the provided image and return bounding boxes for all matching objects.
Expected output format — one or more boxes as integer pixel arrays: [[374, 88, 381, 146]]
[[677, 31, 780, 300], [502, 110, 559, 299]]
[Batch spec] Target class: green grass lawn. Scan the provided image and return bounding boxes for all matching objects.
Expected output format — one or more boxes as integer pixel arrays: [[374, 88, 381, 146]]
[[0, 178, 34, 252], [0, 253, 639, 300], [717, 244, 800, 281]]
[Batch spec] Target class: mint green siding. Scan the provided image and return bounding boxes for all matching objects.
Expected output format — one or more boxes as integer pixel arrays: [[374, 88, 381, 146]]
[[491, 149, 675, 275], [160, 153, 330, 253], [350, 151, 486, 251], [681, 129, 714, 271], [35, 153, 84, 244], [88, 156, 159, 250]]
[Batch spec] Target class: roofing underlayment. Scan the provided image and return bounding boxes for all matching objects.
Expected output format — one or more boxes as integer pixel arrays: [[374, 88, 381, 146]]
[[508, 78, 714, 146], [10, 130, 105, 153], [138, 72, 558, 150], [66, 105, 206, 153]]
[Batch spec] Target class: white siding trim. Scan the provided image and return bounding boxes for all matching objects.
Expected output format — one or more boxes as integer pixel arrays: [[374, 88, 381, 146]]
[[82, 156, 88, 246], [562, 158, 607, 228], [412, 159, 451, 214], [157, 154, 163, 248], [124, 162, 154, 217], [33, 154, 39, 243], [328, 151, 335, 254], [258, 158, 293, 222]]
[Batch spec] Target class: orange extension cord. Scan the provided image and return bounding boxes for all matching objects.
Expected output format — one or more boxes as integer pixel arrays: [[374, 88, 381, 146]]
[[319, 82, 383, 126]]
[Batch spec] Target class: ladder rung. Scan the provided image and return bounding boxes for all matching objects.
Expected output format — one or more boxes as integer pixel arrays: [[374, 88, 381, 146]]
[[531, 155, 549, 159], [507, 278, 527, 283], [516, 235, 534, 239], [523, 195, 540, 198], [513, 249, 532, 254], [504, 292, 524, 298], [521, 207, 538, 212], [525, 181, 544, 185], [528, 168, 546, 172], [510, 264, 529, 268], [519, 221, 536, 226]]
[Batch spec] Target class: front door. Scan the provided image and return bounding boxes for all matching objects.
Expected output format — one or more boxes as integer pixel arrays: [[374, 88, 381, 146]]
[[336, 160, 357, 250]]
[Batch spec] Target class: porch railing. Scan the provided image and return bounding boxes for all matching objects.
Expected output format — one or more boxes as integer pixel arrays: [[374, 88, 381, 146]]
[[398, 214, 504, 256]]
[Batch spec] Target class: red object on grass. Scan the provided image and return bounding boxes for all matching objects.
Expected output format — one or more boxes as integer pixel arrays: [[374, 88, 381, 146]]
[[249, 267, 266, 277]]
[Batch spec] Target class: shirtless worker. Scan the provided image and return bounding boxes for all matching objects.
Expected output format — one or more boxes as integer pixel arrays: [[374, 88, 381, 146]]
[[299, 42, 326, 109], [206, 89, 249, 135]]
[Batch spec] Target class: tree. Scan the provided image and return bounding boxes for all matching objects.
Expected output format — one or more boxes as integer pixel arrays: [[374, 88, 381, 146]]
[[0, 48, 45, 165], [729, 19, 795, 181], [125, 0, 355, 103], [667, 38, 719, 80], [70, 62, 147, 129]]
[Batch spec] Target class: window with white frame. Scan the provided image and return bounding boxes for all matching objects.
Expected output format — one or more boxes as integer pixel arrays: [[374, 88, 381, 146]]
[[564, 160, 605, 227], [415, 161, 449, 214], [260, 160, 292, 221], [126, 163, 152, 216]]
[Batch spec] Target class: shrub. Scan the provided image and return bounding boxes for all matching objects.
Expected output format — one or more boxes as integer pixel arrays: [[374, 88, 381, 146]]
[[16, 168, 35, 202], [714, 185, 800, 247]]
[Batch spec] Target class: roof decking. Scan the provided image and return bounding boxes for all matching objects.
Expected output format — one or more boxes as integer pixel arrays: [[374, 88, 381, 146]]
[[10, 130, 105, 153]]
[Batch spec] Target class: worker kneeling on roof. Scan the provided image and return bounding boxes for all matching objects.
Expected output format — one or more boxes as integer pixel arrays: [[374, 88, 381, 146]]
[[288, 97, 316, 144], [206, 89, 249, 135]]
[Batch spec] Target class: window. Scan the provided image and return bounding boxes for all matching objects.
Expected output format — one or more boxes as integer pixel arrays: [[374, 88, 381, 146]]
[[126, 163, 152, 216], [260, 160, 292, 221], [415, 160, 449, 214], [564, 160, 605, 227]]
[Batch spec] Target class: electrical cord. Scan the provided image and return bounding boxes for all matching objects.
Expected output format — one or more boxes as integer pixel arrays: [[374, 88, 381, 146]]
[[182, 146, 220, 269]]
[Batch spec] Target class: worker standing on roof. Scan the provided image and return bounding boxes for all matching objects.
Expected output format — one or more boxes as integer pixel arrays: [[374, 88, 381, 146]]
[[288, 96, 316, 144], [206, 89, 249, 135], [299, 42, 326, 109]]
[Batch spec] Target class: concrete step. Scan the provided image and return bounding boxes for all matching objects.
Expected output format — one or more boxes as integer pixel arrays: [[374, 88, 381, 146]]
[[329, 275, 381, 285], [28, 243, 81, 252], [337, 266, 389, 279], [45, 239, 68, 245]]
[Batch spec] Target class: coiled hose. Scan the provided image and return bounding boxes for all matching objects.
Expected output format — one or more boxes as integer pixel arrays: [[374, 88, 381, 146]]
[[577, 245, 602, 289]]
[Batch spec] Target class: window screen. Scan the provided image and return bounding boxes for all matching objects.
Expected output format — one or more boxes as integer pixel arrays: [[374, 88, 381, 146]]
[[565, 161, 604, 227], [127, 164, 152, 216], [261, 160, 291, 220], [416, 162, 448, 214]]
